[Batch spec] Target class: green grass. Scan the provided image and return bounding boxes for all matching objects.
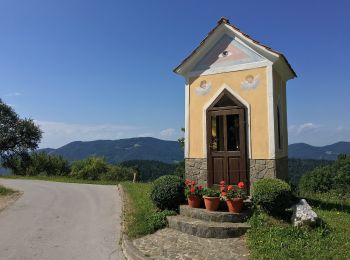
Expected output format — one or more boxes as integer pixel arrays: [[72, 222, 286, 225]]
[[247, 195, 350, 259], [0, 175, 119, 185], [120, 182, 157, 238], [0, 184, 16, 196]]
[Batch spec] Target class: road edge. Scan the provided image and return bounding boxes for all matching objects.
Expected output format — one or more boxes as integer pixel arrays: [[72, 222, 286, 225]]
[[0, 191, 23, 213], [117, 184, 148, 260]]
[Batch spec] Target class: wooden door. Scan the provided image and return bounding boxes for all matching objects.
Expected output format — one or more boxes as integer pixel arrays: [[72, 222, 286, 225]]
[[207, 108, 247, 186]]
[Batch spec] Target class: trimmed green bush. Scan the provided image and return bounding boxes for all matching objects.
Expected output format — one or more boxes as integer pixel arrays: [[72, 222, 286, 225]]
[[100, 165, 135, 181], [147, 210, 177, 232], [70, 156, 108, 180], [252, 178, 292, 215], [150, 175, 185, 210]]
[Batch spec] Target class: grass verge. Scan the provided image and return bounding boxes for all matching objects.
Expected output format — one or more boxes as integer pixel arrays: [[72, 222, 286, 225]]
[[120, 182, 156, 238], [0, 184, 16, 196], [247, 195, 350, 259], [0, 175, 119, 185]]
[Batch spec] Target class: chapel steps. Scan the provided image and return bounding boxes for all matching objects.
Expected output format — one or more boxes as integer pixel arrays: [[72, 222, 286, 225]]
[[166, 204, 251, 239]]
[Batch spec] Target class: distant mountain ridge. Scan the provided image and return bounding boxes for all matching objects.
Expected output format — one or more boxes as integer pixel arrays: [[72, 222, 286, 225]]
[[289, 141, 350, 160], [36, 138, 349, 165], [38, 137, 184, 164]]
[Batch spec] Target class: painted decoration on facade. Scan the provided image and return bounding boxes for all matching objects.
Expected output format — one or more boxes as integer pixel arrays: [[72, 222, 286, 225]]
[[193, 34, 263, 72], [195, 80, 212, 96], [240, 74, 260, 90]]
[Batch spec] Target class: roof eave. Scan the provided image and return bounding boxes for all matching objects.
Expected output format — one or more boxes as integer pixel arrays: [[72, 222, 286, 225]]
[[174, 17, 297, 78]]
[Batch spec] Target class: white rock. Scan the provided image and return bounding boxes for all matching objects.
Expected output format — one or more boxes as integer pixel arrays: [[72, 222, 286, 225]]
[[291, 199, 318, 227]]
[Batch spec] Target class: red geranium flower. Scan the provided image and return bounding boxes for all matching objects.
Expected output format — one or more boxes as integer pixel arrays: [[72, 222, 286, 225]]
[[190, 187, 196, 193], [227, 185, 233, 191], [238, 182, 245, 189], [198, 185, 203, 189], [219, 180, 225, 185], [220, 186, 225, 192], [191, 181, 196, 186], [221, 192, 227, 196]]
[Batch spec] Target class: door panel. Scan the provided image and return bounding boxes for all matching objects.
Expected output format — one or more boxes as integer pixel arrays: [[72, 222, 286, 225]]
[[207, 108, 247, 186], [212, 157, 225, 184], [228, 157, 240, 184]]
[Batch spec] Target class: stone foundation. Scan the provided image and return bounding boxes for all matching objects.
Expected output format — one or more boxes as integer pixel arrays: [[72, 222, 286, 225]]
[[185, 157, 288, 188], [185, 158, 207, 187], [249, 157, 288, 187]]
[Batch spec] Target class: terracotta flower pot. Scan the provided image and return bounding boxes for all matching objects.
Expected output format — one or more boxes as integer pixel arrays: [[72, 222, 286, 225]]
[[187, 195, 201, 208], [226, 198, 244, 213], [203, 196, 220, 211]]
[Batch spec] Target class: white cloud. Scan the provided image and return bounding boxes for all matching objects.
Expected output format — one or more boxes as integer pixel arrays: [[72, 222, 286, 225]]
[[288, 122, 350, 146], [289, 122, 321, 135], [35, 120, 144, 148], [5, 92, 21, 97], [137, 132, 155, 137], [34, 120, 182, 148], [160, 128, 176, 138]]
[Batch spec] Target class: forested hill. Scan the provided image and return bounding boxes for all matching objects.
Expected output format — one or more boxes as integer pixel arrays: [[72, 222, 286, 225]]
[[38, 137, 184, 164], [289, 142, 350, 160]]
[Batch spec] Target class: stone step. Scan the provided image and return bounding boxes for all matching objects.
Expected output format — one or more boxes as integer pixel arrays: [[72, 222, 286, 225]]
[[180, 205, 250, 223], [167, 215, 250, 239]]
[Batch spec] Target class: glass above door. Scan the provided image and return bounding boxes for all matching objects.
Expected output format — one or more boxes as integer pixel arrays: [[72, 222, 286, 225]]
[[210, 112, 240, 152], [227, 114, 240, 151]]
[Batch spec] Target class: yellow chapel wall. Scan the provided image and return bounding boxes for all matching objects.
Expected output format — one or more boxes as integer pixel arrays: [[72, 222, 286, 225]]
[[188, 66, 270, 159]]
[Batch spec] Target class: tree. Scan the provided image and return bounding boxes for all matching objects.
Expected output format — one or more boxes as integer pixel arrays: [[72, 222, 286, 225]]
[[0, 99, 42, 167], [176, 128, 185, 179], [178, 128, 185, 149]]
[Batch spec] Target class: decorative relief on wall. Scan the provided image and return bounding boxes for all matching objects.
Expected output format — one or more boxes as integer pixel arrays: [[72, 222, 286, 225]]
[[240, 74, 260, 90], [195, 80, 212, 96], [193, 34, 263, 72]]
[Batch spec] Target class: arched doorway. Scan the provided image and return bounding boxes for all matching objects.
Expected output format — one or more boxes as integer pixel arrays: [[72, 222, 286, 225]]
[[206, 89, 248, 187]]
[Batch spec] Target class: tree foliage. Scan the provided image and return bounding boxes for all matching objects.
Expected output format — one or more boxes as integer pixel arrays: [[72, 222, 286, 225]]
[[299, 155, 350, 195], [288, 158, 332, 185], [0, 99, 42, 165], [177, 128, 185, 149], [6, 152, 70, 176], [120, 160, 177, 181]]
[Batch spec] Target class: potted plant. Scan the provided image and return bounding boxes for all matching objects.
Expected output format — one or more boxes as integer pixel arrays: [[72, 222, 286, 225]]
[[221, 181, 246, 213], [184, 179, 203, 208], [202, 188, 221, 211]]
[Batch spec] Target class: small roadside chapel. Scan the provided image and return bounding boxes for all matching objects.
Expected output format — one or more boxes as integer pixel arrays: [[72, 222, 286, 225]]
[[174, 18, 296, 190]]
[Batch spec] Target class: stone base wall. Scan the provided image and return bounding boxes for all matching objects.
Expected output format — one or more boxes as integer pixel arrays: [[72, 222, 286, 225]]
[[185, 157, 288, 189], [185, 158, 207, 187], [249, 157, 288, 187]]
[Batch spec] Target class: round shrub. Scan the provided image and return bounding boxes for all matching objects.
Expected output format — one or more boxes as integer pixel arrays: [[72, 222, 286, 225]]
[[147, 210, 177, 233], [251, 178, 293, 215], [150, 175, 185, 210]]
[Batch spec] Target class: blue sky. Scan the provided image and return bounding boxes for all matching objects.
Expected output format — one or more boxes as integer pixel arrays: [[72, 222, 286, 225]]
[[0, 0, 349, 148]]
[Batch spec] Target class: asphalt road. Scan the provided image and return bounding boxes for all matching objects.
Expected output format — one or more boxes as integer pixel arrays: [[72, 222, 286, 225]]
[[0, 179, 124, 260]]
